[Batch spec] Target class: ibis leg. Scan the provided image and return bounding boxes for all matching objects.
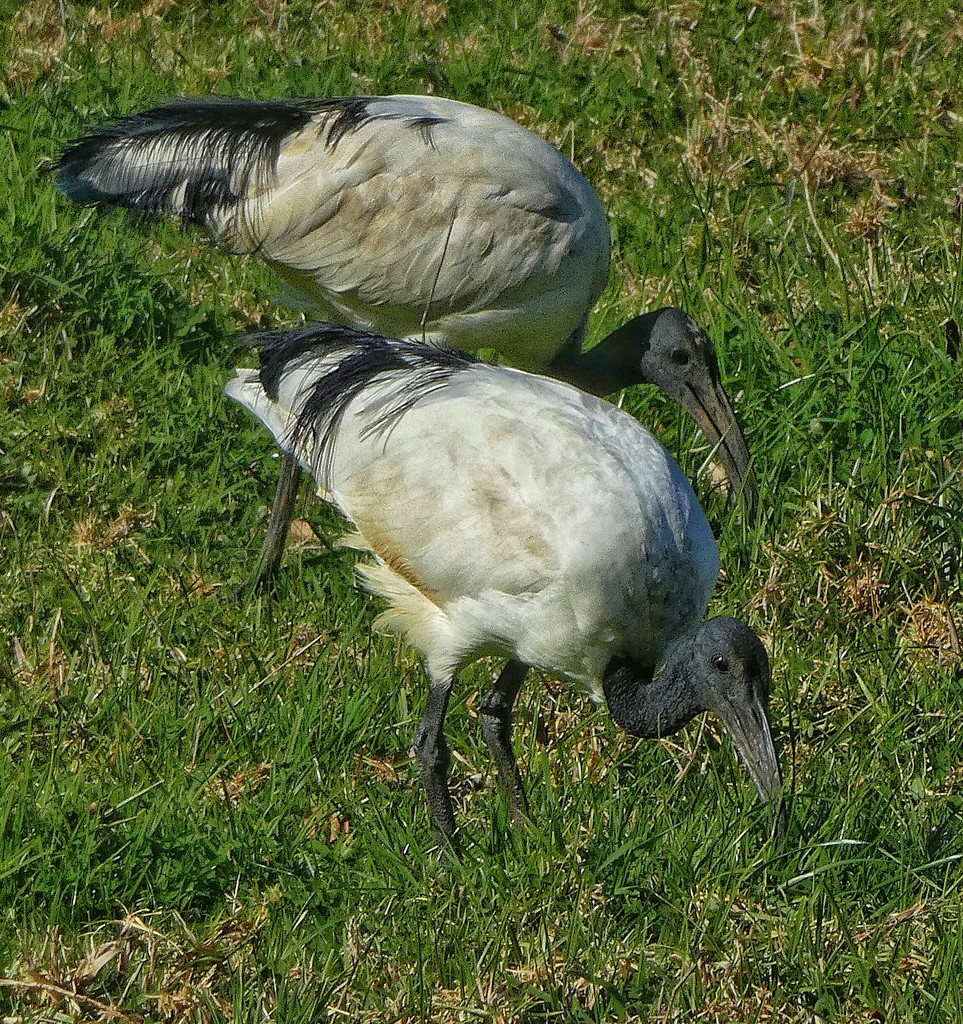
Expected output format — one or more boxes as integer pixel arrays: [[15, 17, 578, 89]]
[[250, 451, 302, 591], [413, 674, 459, 854], [480, 659, 529, 825]]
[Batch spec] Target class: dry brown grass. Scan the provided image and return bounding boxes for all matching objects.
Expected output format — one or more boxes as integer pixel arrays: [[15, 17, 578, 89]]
[[2, 903, 271, 1024], [71, 506, 156, 552]]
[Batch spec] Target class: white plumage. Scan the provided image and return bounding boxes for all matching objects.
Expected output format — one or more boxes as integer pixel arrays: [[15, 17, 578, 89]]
[[58, 95, 609, 369], [226, 325, 779, 850], [57, 95, 758, 588], [228, 331, 717, 690]]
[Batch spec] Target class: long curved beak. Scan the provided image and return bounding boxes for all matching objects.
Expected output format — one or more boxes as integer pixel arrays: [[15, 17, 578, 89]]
[[683, 377, 759, 520], [718, 696, 781, 806]]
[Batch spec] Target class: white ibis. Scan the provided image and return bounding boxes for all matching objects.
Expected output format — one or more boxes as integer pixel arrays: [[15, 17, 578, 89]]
[[56, 94, 758, 585], [224, 323, 780, 851]]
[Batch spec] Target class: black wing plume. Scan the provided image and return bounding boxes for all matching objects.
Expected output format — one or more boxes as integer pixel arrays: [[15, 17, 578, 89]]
[[242, 324, 476, 472]]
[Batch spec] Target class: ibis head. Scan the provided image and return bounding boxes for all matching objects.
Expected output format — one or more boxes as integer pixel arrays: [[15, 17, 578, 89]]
[[604, 616, 778, 805], [550, 308, 758, 517]]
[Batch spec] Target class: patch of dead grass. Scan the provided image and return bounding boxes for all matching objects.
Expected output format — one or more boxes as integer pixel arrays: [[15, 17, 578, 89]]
[[901, 596, 961, 669], [681, 96, 756, 187], [71, 506, 156, 552], [82, 0, 179, 45], [2, 904, 270, 1024], [5, 1, 68, 88], [783, 129, 889, 194], [820, 556, 890, 621], [6, 0, 182, 89], [747, 484, 882, 630], [845, 184, 901, 239], [544, 4, 641, 67], [208, 762, 272, 805], [327, 919, 653, 1024], [769, 2, 926, 89], [353, 749, 408, 786]]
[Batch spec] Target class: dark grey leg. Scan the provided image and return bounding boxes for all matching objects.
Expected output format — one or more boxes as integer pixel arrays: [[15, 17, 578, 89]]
[[251, 451, 302, 591], [480, 660, 529, 825], [413, 673, 459, 853]]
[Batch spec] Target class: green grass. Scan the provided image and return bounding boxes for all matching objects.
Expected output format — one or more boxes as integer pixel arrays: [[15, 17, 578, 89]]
[[2, 0, 962, 1020]]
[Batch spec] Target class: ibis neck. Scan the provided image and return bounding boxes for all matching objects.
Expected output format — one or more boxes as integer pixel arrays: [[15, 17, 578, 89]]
[[602, 647, 702, 738], [547, 315, 660, 397]]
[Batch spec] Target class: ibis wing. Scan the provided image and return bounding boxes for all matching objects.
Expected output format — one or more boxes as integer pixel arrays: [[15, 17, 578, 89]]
[[59, 95, 609, 362]]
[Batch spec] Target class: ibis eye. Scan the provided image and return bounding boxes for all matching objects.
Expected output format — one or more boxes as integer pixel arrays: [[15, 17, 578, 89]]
[[670, 348, 690, 366], [712, 654, 730, 672]]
